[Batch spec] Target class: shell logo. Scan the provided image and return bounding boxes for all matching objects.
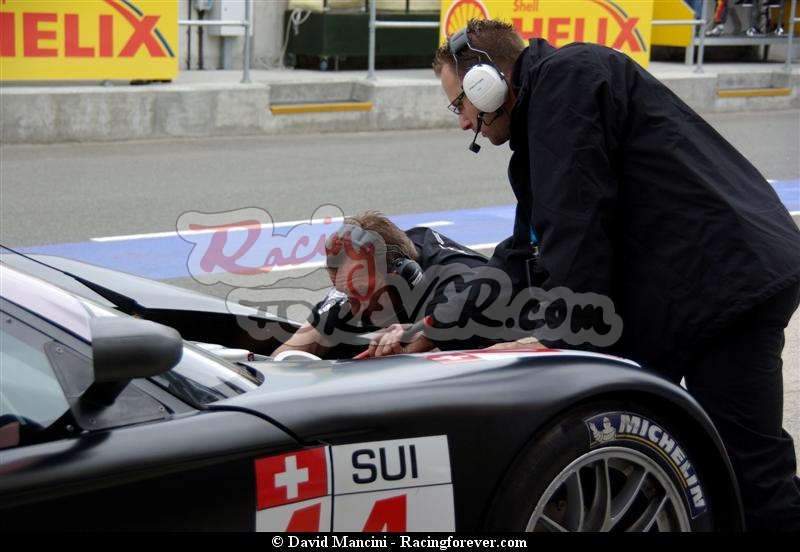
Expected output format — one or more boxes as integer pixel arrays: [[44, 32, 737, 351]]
[[443, 0, 490, 37]]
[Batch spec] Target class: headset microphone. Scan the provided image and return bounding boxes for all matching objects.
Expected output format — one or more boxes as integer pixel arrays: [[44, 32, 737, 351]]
[[469, 113, 485, 154]]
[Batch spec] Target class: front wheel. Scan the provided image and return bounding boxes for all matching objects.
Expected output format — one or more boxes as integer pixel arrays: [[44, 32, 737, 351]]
[[487, 403, 716, 532]]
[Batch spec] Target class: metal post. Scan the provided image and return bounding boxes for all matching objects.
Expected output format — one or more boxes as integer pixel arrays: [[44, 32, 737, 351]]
[[365, 2, 440, 80], [651, 17, 706, 72], [786, 0, 798, 71], [222, 37, 231, 70], [368, 0, 377, 80], [241, 0, 252, 84], [695, 0, 707, 73]]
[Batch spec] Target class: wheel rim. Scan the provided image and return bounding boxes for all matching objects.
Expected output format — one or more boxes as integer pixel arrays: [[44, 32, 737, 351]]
[[527, 446, 692, 532]]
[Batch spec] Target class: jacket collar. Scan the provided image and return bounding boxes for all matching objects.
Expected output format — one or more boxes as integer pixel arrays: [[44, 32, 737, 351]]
[[511, 39, 556, 97], [510, 39, 557, 151]]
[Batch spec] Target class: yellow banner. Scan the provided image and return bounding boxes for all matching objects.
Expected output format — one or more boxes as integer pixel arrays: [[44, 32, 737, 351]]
[[652, 0, 694, 47], [0, 0, 178, 81], [440, 0, 654, 67]]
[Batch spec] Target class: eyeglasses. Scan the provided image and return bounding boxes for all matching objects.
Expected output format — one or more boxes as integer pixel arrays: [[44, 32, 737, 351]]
[[447, 90, 466, 115]]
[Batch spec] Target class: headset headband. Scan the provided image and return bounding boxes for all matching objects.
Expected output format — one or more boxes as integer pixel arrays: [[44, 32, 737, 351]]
[[325, 223, 424, 292], [448, 27, 470, 56], [448, 26, 497, 71]]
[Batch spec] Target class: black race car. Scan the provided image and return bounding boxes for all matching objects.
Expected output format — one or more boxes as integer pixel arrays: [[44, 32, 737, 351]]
[[0, 253, 744, 531]]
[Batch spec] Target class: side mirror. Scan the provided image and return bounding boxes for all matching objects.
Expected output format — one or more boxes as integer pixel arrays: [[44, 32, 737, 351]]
[[83, 317, 183, 406]]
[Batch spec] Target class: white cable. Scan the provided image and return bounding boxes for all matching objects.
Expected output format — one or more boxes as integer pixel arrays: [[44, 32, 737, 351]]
[[281, 8, 312, 67]]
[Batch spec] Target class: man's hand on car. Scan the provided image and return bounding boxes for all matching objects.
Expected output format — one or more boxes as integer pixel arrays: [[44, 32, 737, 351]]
[[365, 323, 436, 357]]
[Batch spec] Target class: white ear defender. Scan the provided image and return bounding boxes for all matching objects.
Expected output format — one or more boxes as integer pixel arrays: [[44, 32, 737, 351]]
[[461, 64, 507, 113], [448, 27, 508, 114]]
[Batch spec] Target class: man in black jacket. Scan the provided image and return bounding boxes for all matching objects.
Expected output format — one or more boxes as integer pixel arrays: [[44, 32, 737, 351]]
[[432, 19, 800, 531], [272, 210, 488, 359]]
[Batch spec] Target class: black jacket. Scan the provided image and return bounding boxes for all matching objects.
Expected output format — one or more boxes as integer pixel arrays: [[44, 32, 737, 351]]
[[500, 39, 800, 376]]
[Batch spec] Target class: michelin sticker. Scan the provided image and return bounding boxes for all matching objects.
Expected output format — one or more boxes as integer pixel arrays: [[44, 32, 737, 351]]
[[254, 435, 454, 532], [584, 412, 708, 518]]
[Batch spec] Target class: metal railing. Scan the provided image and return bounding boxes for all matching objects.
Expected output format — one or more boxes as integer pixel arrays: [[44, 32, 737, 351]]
[[178, 0, 253, 83], [677, 0, 797, 73], [367, 0, 439, 80], [786, 0, 799, 71], [652, 0, 708, 73]]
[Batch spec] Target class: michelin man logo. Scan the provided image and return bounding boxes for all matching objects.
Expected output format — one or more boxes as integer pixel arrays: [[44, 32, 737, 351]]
[[589, 416, 617, 443]]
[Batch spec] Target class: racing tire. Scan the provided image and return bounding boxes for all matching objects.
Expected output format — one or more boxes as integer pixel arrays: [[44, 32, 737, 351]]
[[486, 402, 716, 532]]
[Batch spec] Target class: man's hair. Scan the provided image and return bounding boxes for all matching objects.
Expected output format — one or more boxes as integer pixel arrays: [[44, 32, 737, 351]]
[[433, 19, 526, 80], [344, 210, 419, 266]]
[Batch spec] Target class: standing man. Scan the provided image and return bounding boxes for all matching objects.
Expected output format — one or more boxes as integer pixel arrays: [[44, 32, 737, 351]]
[[432, 18, 800, 531]]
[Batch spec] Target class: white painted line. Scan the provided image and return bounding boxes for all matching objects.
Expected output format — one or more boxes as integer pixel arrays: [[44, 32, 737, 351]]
[[416, 221, 454, 227], [94, 230, 181, 242], [92, 216, 346, 242], [92, 217, 455, 243], [267, 260, 325, 273]]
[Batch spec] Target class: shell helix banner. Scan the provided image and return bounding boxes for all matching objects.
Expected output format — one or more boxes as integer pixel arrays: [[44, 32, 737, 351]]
[[439, 0, 654, 67], [0, 0, 178, 81]]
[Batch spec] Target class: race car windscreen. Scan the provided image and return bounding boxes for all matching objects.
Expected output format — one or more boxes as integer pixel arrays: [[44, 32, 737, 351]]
[[150, 342, 262, 406]]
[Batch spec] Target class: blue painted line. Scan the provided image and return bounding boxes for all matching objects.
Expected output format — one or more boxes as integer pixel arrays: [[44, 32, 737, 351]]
[[19, 239, 196, 281], [394, 204, 515, 246], [17, 179, 800, 281], [772, 179, 800, 212]]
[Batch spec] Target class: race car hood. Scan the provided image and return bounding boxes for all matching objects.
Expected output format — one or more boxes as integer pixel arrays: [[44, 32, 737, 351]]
[[243, 349, 641, 397], [223, 349, 673, 441]]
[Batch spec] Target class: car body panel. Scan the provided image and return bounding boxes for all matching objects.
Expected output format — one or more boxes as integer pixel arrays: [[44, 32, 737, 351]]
[[0, 409, 301, 530]]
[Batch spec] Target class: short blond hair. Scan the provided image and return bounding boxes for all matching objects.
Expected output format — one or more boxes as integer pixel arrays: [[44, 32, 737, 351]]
[[433, 19, 526, 80], [344, 210, 418, 266]]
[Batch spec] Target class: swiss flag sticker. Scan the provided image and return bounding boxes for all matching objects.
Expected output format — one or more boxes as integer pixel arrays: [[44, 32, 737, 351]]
[[255, 448, 329, 510]]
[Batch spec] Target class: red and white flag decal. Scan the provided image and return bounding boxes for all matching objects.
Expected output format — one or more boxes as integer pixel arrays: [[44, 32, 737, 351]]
[[255, 436, 453, 532], [255, 447, 328, 509]]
